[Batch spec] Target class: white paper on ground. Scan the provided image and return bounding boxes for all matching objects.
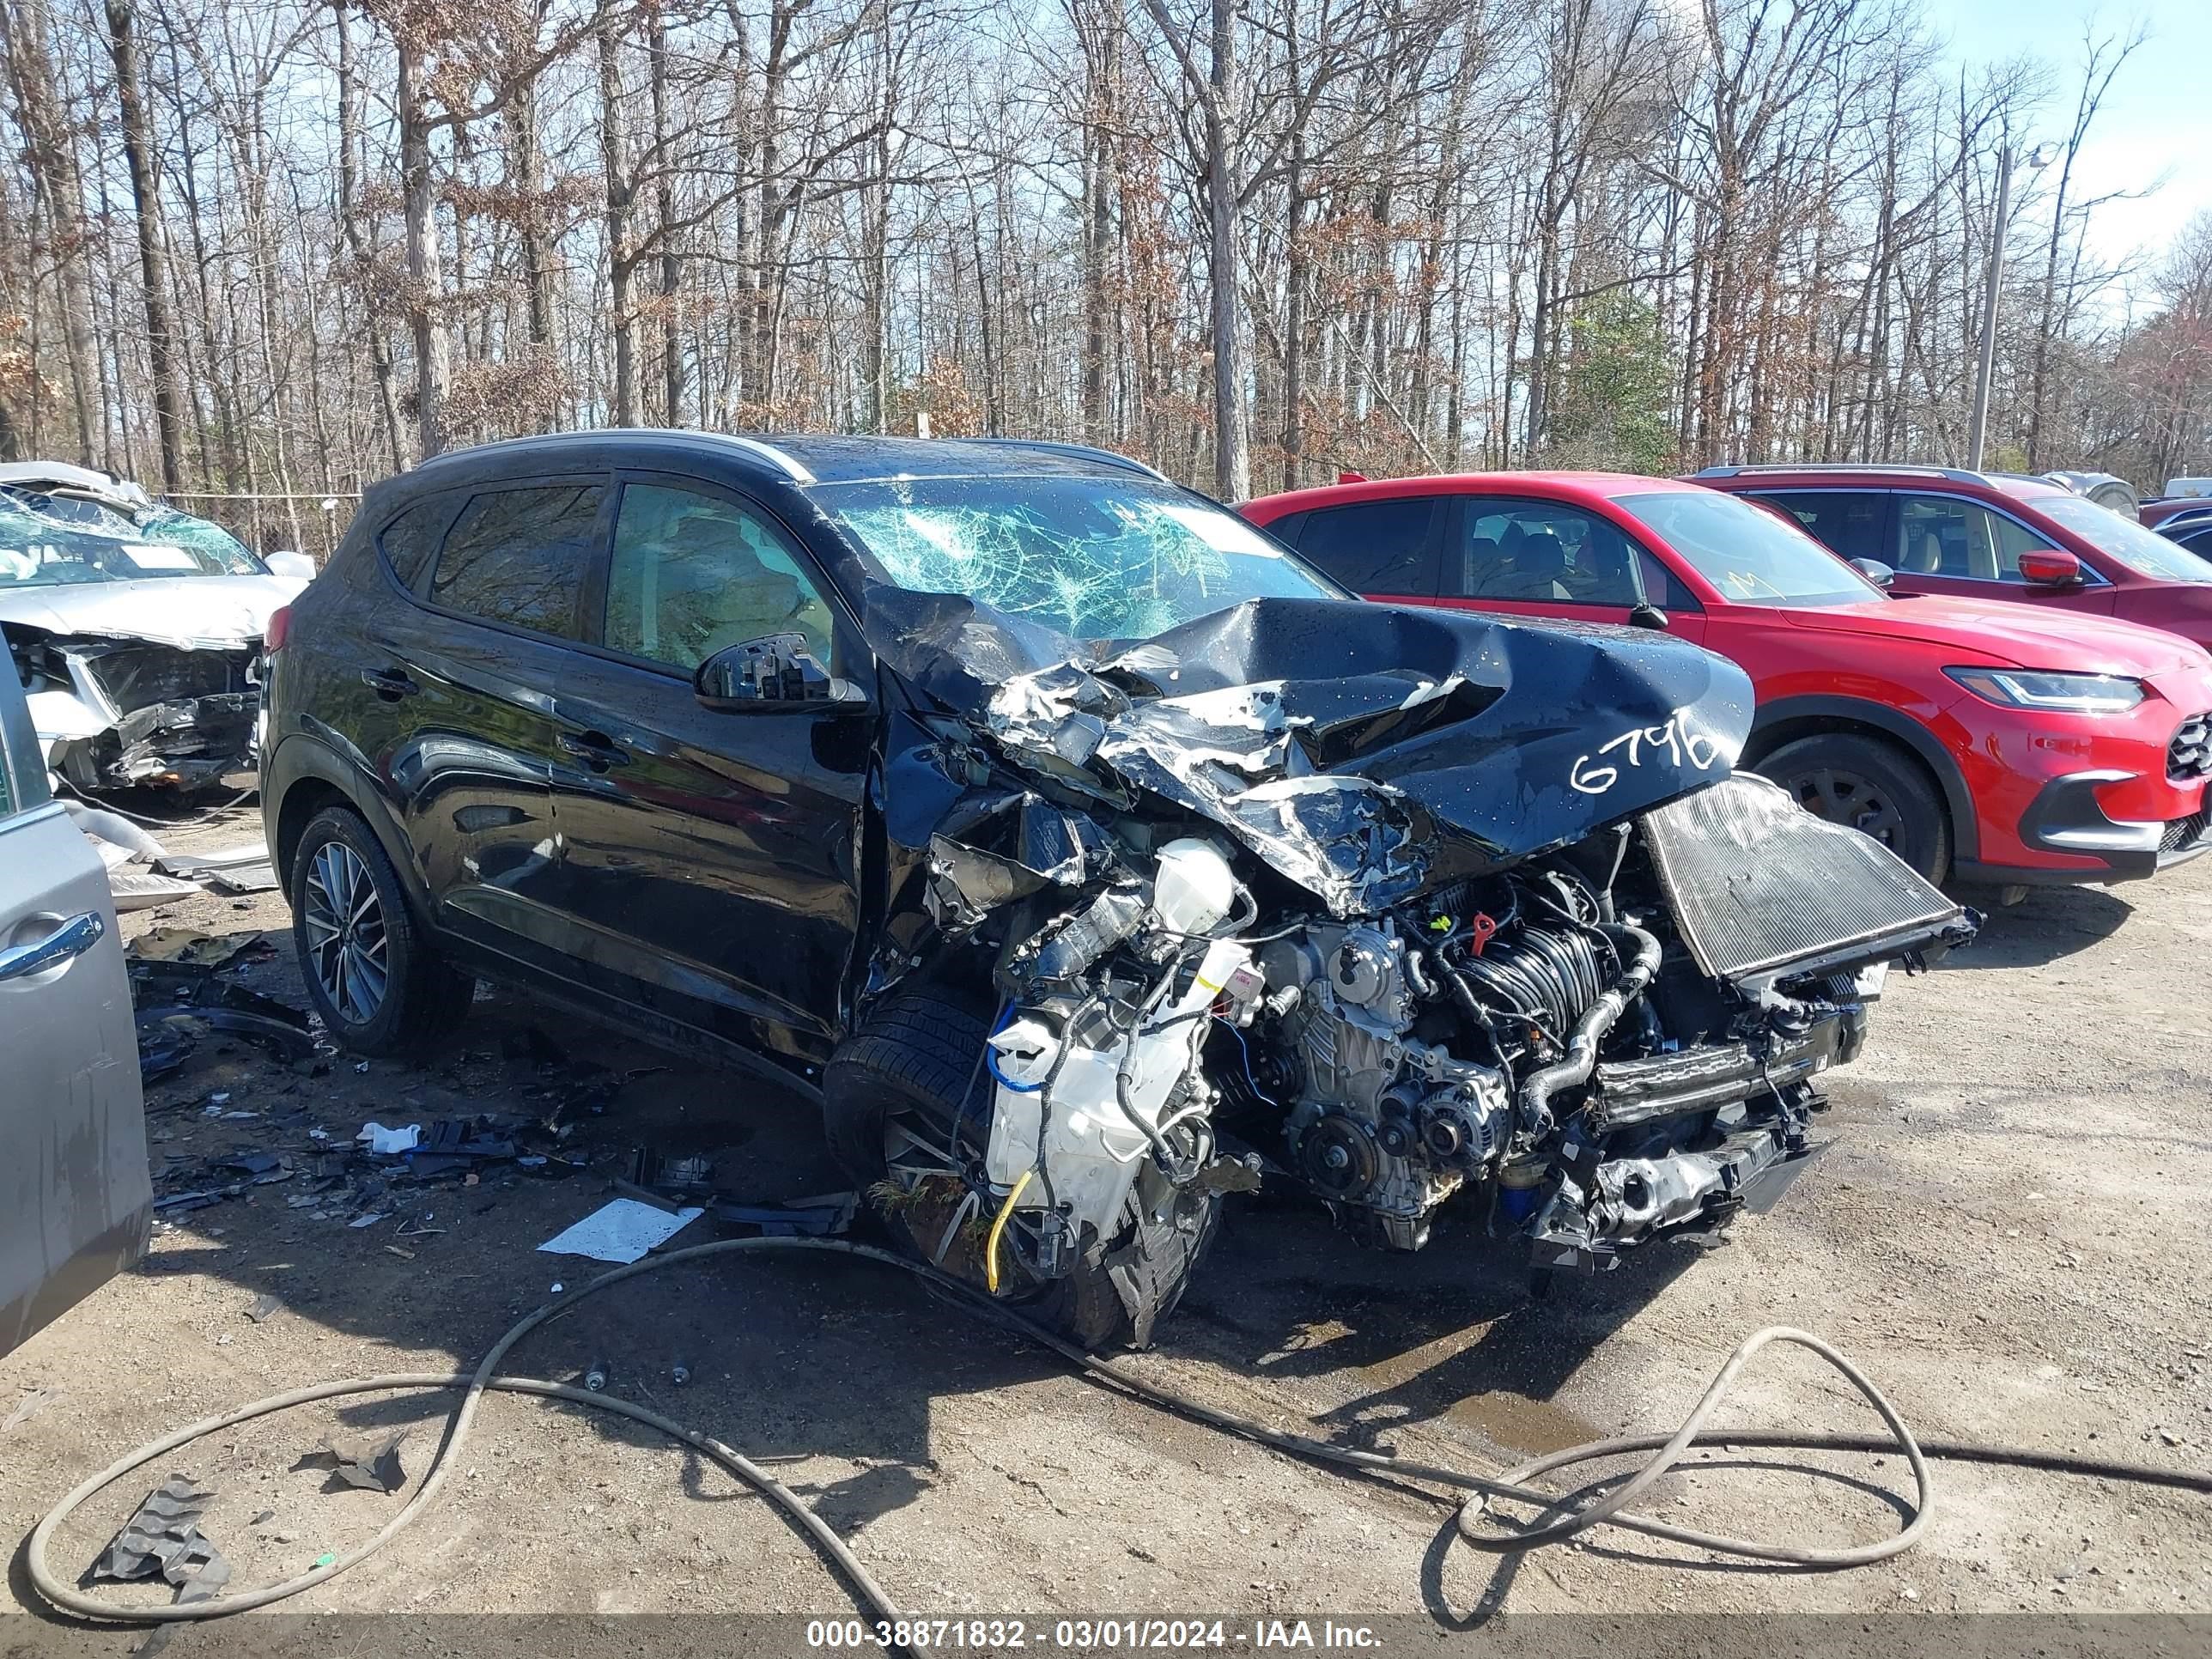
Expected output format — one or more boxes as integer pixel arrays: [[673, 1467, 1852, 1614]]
[[536, 1198, 703, 1265]]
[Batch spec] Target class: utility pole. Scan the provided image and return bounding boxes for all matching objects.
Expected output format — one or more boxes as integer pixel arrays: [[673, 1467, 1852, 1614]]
[[1966, 142, 2057, 471]]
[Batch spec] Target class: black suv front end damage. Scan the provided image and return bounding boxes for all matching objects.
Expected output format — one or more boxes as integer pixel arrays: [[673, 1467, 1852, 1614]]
[[830, 595, 1975, 1344]]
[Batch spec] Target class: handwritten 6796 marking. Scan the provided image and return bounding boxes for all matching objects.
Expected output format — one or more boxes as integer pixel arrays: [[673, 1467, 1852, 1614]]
[[1568, 714, 1725, 796]]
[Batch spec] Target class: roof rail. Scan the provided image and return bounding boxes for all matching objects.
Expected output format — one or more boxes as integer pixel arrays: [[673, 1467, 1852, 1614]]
[[1690, 462, 1989, 486], [709, 434, 814, 482], [953, 438, 1170, 483]]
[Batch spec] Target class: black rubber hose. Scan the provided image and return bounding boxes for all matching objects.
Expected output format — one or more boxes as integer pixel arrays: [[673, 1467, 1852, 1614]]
[[25, 1237, 2209, 1631]]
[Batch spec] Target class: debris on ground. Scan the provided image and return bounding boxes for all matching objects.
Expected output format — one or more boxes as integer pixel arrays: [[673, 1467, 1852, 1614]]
[[88, 1474, 231, 1603], [131, 960, 319, 1075], [245, 1294, 283, 1323], [712, 1192, 859, 1237], [4, 1387, 64, 1431], [536, 1197, 703, 1264], [356, 1121, 422, 1155], [155, 842, 281, 895], [302, 1430, 408, 1494], [128, 927, 260, 968]]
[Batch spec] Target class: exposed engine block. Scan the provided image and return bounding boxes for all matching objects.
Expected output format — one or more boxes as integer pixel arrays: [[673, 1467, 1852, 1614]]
[[1259, 921, 1520, 1249]]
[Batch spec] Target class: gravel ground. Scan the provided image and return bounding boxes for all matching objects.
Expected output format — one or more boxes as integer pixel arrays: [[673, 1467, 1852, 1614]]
[[3, 800, 2209, 1650]]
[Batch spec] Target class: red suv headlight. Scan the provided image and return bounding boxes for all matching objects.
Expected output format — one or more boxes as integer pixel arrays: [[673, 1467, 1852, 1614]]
[[1942, 667, 2146, 714]]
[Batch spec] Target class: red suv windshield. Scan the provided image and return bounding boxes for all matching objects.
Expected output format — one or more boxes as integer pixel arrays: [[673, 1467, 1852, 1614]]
[[1616, 489, 1882, 608], [2030, 494, 2212, 582]]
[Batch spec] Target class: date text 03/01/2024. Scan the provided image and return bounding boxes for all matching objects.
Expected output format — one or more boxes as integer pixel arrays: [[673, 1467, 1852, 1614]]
[[805, 1619, 1385, 1650]]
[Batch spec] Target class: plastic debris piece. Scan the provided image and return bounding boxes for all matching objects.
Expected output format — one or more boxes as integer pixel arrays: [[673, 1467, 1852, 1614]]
[[89, 1474, 231, 1602], [712, 1192, 858, 1237], [154, 1191, 224, 1212], [307, 1428, 409, 1493], [348, 1212, 386, 1229], [128, 928, 254, 968], [535, 1198, 703, 1265], [246, 1293, 283, 1322], [356, 1121, 422, 1155], [4, 1386, 64, 1431]]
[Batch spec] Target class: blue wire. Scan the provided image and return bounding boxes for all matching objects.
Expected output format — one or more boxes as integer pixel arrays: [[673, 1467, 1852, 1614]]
[[986, 999, 1045, 1093], [1218, 1018, 1273, 1108]]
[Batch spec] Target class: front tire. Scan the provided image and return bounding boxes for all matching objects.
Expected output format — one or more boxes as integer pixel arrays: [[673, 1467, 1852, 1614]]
[[289, 805, 474, 1056], [1757, 732, 1950, 882], [823, 990, 1219, 1350]]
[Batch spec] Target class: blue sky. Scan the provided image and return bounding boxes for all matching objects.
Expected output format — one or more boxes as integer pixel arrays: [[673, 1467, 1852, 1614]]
[[1935, 0, 2209, 283]]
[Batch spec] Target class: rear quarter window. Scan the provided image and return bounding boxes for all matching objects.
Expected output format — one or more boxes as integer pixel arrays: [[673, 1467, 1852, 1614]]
[[376, 497, 458, 591]]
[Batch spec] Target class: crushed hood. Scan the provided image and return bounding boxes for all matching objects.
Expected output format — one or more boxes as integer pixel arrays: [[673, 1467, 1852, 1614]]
[[876, 592, 1754, 916], [0, 574, 305, 649]]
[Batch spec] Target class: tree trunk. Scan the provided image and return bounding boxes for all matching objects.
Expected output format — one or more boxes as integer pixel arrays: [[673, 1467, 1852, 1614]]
[[106, 0, 184, 492], [599, 21, 637, 426], [398, 40, 448, 458], [649, 9, 684, 426]]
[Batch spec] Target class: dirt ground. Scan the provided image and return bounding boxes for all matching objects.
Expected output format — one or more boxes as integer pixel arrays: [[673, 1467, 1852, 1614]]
[[4, 798, 2210, 1649]]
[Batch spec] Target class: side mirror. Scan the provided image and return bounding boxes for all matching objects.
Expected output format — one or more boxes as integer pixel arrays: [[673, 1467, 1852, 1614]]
[[694, 634, 868, 714], [264, 550, 317, 580], [1626, 603, 1669, 630], [2018, 548, 2085, 587], [1850, 557, 1895, 589]]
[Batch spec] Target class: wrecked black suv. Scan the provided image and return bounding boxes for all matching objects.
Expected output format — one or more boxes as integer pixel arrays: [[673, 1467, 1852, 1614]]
[[263, 432, 1973, 1346]]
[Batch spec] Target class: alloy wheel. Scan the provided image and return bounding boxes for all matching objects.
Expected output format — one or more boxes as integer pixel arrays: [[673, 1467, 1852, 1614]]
[[303, 840, 390, 1024], [1789, 766, 1905, 848]]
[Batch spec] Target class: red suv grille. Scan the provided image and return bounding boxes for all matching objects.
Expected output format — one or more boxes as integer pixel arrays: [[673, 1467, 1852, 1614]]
[[2170, 713, 2212, 781]]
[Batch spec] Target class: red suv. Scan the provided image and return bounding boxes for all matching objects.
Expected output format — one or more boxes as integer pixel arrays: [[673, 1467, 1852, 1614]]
[[1690, 464, 2212, 653], [1241, 471, 2212, 890]]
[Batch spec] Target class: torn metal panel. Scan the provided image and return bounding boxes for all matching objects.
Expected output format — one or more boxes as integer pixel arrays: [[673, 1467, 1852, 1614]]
[[887, 593, 1753, 915]]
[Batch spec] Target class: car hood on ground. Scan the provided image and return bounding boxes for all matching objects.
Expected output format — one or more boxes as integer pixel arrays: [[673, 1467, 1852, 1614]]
[[1777, 596, 2208, 677], [0, 574, 305, 648], [873, 592, 1755, 917]]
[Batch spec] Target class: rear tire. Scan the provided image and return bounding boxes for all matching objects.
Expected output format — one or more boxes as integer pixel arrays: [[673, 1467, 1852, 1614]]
[[824, 990, 1219, 1350], [289, 805, 474, 1056], [1756, 732, 1950, 883]]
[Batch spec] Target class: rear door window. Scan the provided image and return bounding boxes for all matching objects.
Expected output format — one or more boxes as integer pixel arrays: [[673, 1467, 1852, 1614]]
[[1893, 494, 2046, 583], [1288, 498, 1443, 596], [1451, 499, 1641, 605], [1754, 491, 1892, 566], [428, 483, 607, 637]]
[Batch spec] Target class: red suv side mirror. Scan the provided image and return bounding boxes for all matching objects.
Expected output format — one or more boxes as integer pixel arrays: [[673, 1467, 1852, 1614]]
[[2017, 549, 2084, 587]]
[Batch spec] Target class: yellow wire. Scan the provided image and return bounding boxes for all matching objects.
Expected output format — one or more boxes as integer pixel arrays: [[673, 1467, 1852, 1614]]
[[984, 1169, 1034, 1293]]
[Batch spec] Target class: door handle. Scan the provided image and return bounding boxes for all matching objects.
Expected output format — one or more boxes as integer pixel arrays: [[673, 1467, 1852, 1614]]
[[558, 731, 630, 769], [361, 668, 419, 700], [0, 910, 105, 982]]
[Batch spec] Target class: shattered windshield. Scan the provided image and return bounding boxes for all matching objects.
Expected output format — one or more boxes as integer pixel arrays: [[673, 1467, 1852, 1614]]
[[0, 487, 264, 587], [814, 475, 1341, 641]]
